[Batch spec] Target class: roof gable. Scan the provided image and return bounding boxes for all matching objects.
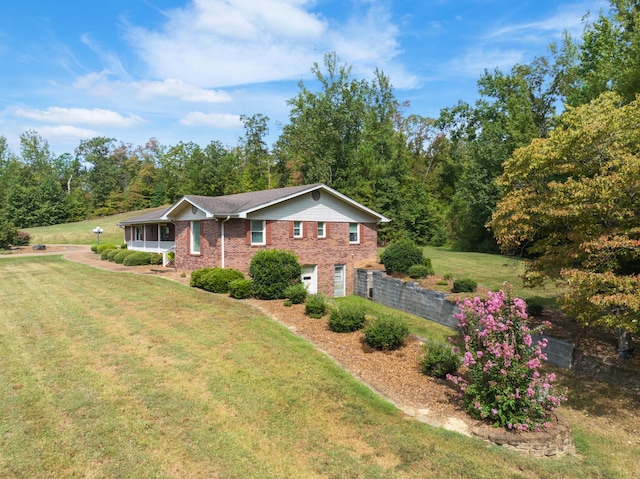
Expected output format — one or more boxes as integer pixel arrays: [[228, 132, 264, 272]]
[[162, 184, 390, 222]]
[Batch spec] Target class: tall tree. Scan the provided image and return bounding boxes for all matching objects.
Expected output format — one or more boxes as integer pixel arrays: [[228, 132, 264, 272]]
[[439, 60, 557, 252], [489, 92, 640, 353], [554, 0, 640, 106], [239, 114, 272, 191]]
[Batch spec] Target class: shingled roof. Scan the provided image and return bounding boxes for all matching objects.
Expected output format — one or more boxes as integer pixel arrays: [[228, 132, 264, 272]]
[[118, 183, 390, 226]]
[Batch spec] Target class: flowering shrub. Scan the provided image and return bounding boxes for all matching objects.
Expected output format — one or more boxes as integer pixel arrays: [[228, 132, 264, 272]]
[[447, 290, 567, 432]]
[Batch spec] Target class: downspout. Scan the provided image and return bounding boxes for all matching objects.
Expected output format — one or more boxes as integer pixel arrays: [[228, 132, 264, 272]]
[[220, 216, 230, 268]]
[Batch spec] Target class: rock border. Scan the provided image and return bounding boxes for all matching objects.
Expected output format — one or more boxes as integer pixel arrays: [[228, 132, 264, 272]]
[[470, 413, 576, 457]]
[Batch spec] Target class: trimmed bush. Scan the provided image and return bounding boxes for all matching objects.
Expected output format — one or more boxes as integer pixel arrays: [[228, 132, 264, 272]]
[[91, 244, 98, 253], [305, 294, 328, 318], [408, 263, 434, 279], [436, 279, 449, 286], [229, 279, 253, 299], [123, 252, 153, 266], [328, 303, 367, 333], [114, 250, 137, 264], [420, 340, 461, 378], [249, 249, 302, 300], [283, 284, 308, 304], [106, 249, 121, 261], [363, 315, 409, 350], [96, 244, 117, 254], [380, 238, 428, 275], [452, 278, 477, 293], [150, 253, 163, 265], [191, 267, 245, 294], [190, 268, 214, 288], [167, 251, 175, 262]]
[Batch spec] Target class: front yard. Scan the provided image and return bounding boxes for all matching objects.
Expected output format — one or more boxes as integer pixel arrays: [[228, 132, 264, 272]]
[[0, 255, 638, 478]]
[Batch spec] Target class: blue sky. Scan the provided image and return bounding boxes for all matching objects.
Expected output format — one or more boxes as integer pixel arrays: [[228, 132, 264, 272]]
[[1, 0, 608, 156]]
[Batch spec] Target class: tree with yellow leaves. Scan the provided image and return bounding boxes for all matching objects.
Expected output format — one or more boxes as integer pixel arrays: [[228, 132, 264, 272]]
[[489, 92, 640, 356]]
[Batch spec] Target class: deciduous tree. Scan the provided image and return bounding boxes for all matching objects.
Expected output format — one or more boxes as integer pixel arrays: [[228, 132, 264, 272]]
[[489, 92, 640, 353]]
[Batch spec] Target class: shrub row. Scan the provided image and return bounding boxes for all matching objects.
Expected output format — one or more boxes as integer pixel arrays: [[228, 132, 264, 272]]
[[190, 267, 245, 294]]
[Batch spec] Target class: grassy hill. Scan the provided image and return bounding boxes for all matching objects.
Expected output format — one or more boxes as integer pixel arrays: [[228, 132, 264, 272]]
[[24, 206, 168, 245]]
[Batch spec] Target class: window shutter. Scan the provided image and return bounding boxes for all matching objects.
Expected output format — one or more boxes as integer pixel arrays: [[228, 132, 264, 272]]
[[360, 223, 364, 243], [245, 220, 251, 245], [311, 222, 317, 238], [326, 222, 331, 238], [266, 221, 272, 245], [289, 221, 294, 238]]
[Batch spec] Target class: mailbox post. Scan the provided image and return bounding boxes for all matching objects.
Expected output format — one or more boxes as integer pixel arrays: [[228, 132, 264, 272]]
[[93, 226, 104, 245]]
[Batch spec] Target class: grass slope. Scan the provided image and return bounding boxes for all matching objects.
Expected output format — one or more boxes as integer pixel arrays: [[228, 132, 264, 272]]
[[24, 206, 168, 245], [1, 256, 638, 478]]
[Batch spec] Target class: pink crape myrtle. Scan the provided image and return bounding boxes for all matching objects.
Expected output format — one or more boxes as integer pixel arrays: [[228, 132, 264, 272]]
[[447, 290, 567, 431]]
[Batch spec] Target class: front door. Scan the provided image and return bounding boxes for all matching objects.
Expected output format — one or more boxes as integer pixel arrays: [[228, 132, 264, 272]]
[[301, 265, 317, 294], [334, 265, 345, 297]]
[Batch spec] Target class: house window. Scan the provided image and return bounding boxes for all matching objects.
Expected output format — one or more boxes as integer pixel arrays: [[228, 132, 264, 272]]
[[135, 226, 142, 241], [160, 224, 170, 241], [293, 221, 303, 238], [190, 221, 201, 254], [251, 220, 266, 245], [349, 223, 359, 244], [317, 221, 326, 238]]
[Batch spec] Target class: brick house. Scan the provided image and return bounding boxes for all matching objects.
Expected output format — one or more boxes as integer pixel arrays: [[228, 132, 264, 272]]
[[118, 183, 390, 297]]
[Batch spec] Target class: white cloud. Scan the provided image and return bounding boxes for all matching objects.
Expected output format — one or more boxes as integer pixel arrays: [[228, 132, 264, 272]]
[[446, 48, 525, 78], [180, 111, 242, 128], [35, 125, 100, 142], [122, 0, 413, 89], [72, 71, 231, 103], [14, 107, 144, 127]]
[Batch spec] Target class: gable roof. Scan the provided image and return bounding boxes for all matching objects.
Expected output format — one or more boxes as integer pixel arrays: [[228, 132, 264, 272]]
[[119, 184, 390, 226]]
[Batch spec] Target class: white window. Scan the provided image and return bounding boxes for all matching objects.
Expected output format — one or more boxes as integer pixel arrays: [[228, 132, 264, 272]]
[[190, 221, 201, 254], [160, 224, 170, 241], [293, 221, 303, 238], [317, 221, 326, 238], [251, 220, 265, 245], [349, 223, 359, 244]]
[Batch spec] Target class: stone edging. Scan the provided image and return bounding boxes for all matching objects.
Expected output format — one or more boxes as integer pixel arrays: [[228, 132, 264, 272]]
[[470, 413, 576, 457]]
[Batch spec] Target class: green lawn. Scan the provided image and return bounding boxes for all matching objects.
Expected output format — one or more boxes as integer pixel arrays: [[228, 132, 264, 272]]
[[1, 255, 638, 478]]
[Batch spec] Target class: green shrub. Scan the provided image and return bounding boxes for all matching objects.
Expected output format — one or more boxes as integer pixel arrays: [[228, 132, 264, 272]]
[[305, 294, 328, 318], [328, 303, 366, 333], [452, 278, 477, 293], [106, 249, 121, 261], [380, 238, 428, 275], [283, 284, 308, 304], [229, 278, 253, 299], [420, 340, 461, 378], [150, 253, 163, 265], [191, 267, 245, 294], [190, 268, 214, 288], [123, 252, 153, 266], [284, 300, 292, 307], [408, 263, 434, 279], [114, 250, 137, 264], [96, 244, 117, 254], [91, 245, 98, 253], [13, 231, 30, 246], [443, 273, 453, 280], [167, 251, 175, 261], [364, 315, 409, 350], [249, 249, 302, 300], [436, 279, 449, 286], [526, 300, 545, 317]]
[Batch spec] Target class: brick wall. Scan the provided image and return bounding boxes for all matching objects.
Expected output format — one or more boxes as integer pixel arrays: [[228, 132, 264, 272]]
[[175, 218, 378, 297]]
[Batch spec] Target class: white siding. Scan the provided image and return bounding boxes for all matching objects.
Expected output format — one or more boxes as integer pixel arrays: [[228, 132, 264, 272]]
[[246, 191, 376, 222], [171, 203, 208, 221]]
